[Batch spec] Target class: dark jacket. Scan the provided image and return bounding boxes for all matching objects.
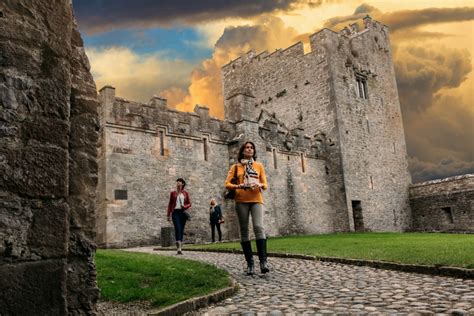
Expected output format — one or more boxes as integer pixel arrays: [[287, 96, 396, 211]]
[[167, 190, 191, 217], [209, 205, 223, 224]]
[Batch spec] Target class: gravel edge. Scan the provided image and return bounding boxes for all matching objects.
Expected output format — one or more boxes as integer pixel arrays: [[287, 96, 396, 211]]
[[146, 278, 238, 316]]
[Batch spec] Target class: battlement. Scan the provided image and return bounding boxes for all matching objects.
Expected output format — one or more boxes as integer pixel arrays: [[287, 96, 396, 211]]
[[222, 41, 306, 73], [99, 87, 233, 143], [222, 16, 387, 72], [99, 86, 328, 159]]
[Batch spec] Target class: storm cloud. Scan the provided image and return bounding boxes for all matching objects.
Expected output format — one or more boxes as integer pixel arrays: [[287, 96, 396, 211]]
[[73, 0, 323, 34], [323, 5, 474, 33], [395, 45, 471, 113], [319, 4, 474, 182]]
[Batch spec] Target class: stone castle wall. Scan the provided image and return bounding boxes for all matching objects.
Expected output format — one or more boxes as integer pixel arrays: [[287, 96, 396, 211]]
[[409, 175, 474, 232], [0, 1, 99, 314], [97, 85, 330, 247], [222, 34, 349, 233], [97, 87, 234, 247], [221, 17, 412, 232], [96, 16, 471, 248]]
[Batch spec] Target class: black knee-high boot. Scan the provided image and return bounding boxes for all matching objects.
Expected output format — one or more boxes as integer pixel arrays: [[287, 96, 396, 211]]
[[240, 241, 254, 275], [256, 239, 269, 273]]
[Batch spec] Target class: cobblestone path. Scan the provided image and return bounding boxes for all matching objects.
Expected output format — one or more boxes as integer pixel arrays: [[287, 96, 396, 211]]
[[126, 247, 474, 315]]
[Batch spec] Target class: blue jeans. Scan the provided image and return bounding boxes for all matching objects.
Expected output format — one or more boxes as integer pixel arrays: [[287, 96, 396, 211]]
[[172, 209, 187, 242]]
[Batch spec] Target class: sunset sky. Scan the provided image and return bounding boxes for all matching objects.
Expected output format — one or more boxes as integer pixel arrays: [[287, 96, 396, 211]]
[[72, 0, 474, 183]]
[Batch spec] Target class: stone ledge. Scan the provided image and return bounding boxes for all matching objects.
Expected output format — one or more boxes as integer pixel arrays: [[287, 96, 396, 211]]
[[146, 276, 238, 316], [154, 248, 474, 280]]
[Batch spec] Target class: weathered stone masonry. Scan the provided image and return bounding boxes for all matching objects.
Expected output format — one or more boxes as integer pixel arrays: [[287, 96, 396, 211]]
[[0, 0, 99, 314], [97, 86, 328, 247], [410, 174, 474, 232], [97, 16, 421, 248], [222, 16, 412, 233]]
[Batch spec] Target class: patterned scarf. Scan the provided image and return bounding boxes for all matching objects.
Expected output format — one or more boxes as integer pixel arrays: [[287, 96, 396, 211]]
[[240, 158, 259, 185]]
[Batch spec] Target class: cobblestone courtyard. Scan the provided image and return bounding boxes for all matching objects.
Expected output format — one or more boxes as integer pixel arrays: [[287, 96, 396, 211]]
[[123, 247, 474, 315]]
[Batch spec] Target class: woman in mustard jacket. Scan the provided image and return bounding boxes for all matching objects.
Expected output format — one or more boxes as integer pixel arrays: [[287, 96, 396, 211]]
[[225, 141, 269, 275]]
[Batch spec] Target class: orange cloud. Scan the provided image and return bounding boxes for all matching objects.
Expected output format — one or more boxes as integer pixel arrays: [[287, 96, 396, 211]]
[[86, 47, 196, 103], [161, 16, 299, 118]]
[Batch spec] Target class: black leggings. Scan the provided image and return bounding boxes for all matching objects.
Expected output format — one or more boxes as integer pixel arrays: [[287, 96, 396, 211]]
[[210, 222, 222, 242]]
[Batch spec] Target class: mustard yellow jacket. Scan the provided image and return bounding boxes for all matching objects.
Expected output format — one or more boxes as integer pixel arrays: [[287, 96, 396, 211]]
[[225, 161, 268, 203]]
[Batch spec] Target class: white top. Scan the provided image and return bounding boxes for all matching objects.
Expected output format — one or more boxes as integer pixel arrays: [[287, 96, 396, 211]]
[[175, 192, 185, 210]]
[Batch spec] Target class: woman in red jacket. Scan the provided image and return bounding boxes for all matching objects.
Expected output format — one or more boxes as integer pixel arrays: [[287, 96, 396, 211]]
[[225, 141, 269, 275], [167, 178, 191, 254]]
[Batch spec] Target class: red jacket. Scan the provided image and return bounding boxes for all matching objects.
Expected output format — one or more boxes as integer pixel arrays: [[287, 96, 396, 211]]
[[167, 190, 192, 217]]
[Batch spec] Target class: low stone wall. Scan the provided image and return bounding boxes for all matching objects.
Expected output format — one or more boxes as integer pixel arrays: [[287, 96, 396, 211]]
[[409, 174, 474, 232]]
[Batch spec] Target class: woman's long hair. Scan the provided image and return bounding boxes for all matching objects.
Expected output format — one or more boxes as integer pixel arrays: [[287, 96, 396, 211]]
[[237, 141, 257, 161]]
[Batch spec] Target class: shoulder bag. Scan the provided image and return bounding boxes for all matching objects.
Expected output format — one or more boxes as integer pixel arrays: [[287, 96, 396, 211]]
[[224, 164, 238, 200]]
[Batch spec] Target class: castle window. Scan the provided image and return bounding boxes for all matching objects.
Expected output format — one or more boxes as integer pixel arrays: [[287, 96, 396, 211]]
[[273, 149, 278, 169], [203, 138, 208, 161], [159, 131, 164, 156], [356, 74, 368, 99], [369, 176, 374, 189], [300, 153, 305, 173]]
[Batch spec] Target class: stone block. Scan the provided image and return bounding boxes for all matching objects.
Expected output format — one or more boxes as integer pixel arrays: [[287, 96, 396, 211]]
[[27, 200, 68, 258], [0, 146, 68, 198], [0, 260, 67, 315], [70, 113, 100, 156], [161, 226, 176, 247], [21, 116, 69, 149]]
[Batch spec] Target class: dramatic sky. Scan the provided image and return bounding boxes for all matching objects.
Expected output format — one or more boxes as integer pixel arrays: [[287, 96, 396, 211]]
[[72, 0, 474, 183]]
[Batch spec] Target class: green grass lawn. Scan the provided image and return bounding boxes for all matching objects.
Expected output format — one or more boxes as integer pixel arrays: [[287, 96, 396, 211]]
[[95, 250, 231, 308], [187, 232, 474, 268]]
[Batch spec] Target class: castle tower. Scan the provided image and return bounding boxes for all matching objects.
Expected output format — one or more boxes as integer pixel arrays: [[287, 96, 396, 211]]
[[320, 16, 412, 231], [221, 17, 412, 232]]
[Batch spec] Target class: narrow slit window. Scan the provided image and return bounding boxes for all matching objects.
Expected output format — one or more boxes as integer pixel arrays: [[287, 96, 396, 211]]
[[370, 176, 374, 189], [393, 142, 396, 153], [300, 153, 305, 173], [366, 119, 370, 133], [356, 75, 368, 99], [159, 131, 164, 156], [203, 138, 208, 161], [272, 149, 278, 169]]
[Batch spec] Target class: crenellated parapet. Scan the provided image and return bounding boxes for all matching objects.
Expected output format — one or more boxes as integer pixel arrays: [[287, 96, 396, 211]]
[[222, 17, 390, 101], [98, 86, 327, 160], [99, 86, 234, 144], [222, 42, 306, 80]]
